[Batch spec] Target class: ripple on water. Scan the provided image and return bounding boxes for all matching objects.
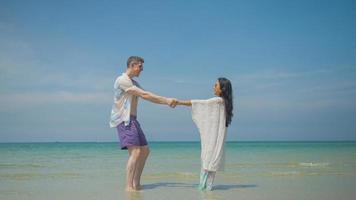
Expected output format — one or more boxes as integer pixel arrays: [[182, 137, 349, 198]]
[[0, 172, 82, 180], [0, 163, 48, 169], [143, 172, 198, 180]]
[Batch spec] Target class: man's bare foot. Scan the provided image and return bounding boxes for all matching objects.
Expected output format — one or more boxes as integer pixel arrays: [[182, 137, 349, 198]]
[[125, 187, 137, 192], [133, 184, 142, 190]]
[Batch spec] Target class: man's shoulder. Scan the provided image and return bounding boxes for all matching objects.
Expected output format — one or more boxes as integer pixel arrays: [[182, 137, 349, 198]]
[[114, 73, 133, 89], [118, 74, 133, 84]]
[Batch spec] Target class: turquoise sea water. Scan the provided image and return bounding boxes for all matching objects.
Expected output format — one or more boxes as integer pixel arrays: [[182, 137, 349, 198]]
[[1, 141, 356, 200]]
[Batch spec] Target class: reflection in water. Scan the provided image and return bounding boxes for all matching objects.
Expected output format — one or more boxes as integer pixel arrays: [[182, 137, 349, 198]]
[[141, 182, 197, 190], [200, 191, 223, 200], [123, 183, 257, 200], [200, 184, 258, 200], [213, 184, 257, 190], [125, 191, 143, 200]]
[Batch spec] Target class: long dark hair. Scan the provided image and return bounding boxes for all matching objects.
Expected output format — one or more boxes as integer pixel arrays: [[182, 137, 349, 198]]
[[218, 77, 233, 127]]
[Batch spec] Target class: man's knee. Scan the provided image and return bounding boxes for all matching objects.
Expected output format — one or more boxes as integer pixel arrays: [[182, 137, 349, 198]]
[[129, 146, 142, 159], [142, 146, 150, 157]]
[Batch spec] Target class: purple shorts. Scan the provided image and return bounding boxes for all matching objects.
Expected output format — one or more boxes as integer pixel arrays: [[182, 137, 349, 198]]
[[116, 115, 148, 150]]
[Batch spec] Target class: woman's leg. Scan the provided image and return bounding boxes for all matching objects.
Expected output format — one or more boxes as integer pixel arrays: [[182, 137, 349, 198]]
[[206, 171, 216, 191], [199, 169, 216, 191], [199, 169, 208, 190]]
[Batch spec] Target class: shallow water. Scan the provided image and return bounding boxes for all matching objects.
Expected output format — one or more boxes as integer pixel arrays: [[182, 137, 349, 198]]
[[1, 141, 355, 200]]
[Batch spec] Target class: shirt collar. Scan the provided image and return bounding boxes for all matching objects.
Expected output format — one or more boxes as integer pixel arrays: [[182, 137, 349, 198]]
[[122, 72, 131, 79]]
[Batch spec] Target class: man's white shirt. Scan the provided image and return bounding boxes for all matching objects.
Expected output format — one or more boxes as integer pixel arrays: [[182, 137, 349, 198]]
[[110, 73, 141, 128]]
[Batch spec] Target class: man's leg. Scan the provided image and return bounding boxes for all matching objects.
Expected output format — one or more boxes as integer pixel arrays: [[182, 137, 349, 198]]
[[126, 146, 141, 191], [133, 145, 150, 189]]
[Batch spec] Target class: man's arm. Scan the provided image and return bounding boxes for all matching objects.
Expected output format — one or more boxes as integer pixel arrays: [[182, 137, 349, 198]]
[[126, 86, 176, 106]]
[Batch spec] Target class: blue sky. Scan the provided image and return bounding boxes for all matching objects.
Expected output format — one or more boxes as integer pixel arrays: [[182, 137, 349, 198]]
[[0, 0, 355, 142]]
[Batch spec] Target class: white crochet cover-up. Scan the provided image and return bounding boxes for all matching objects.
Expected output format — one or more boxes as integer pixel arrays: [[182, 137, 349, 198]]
[[191, 97, 227, 172]]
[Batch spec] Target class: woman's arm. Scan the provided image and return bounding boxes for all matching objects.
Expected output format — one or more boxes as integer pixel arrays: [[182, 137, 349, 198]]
[[177, 99, 192, 106]]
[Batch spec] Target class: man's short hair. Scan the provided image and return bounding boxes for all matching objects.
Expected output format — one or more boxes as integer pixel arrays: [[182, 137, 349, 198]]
[[127, 56, 144, 68]]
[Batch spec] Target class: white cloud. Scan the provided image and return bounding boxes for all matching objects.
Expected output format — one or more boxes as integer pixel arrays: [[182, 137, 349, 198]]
[[0, 91, 112, 111], [0, 22, 115, 111], [235, 68, 332, 81], [232, 67, 356, 94]]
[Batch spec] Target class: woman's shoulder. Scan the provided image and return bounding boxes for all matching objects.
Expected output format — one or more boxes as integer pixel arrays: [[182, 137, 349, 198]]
[[209, 97, 224, 102], [202, 97, 224, 104], [192, 97, 223, 104]]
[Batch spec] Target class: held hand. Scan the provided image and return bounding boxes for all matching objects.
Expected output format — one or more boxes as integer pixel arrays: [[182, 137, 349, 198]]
[[167, 98, 178, 108], [171, 98, 178, 108]]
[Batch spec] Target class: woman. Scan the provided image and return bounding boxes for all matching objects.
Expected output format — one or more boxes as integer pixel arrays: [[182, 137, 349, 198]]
[[176, 77, 234, 190]]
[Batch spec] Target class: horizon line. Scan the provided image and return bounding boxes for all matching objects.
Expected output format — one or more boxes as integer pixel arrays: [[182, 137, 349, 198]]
[[1, 140, 356, 144]]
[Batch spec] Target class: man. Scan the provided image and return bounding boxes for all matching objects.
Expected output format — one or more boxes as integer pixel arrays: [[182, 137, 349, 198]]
[[110, 56, 177, 191]]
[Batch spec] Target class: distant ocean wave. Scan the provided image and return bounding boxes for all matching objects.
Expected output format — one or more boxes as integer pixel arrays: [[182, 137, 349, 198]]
[[220, 170, 352, 178], [0, 172, 81, 180], [268, 171, 301, 176], [298, 162, 330, 167], [221, 161, 356, 178], [0, 163, 48, 169], [265, 171, 355, 177], [226, 162, 331, 169]]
